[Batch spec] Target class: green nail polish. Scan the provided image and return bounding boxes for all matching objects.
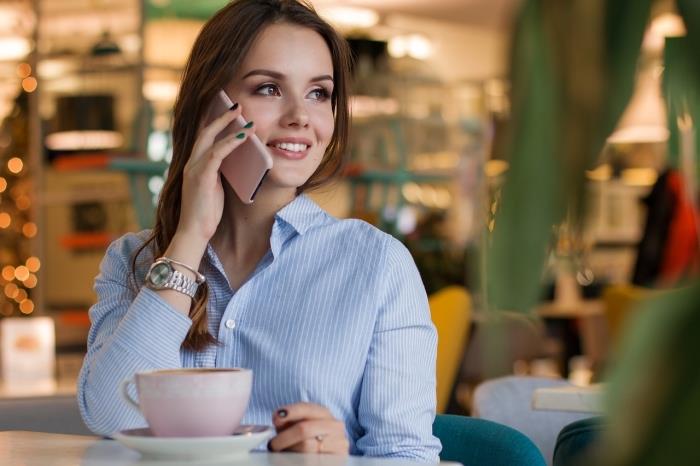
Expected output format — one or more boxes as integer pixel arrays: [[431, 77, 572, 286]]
[[236, 132, 246, 139], [244, 121, 254, 128]]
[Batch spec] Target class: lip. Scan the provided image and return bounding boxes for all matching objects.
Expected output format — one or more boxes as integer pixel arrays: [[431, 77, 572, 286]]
[[266, 137, 313, 161]]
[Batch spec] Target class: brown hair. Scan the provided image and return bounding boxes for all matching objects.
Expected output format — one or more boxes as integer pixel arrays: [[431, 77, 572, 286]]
[[131, 0, 352, 351]]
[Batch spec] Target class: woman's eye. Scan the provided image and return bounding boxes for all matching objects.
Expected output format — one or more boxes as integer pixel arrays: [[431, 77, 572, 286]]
[[256, 84, 281, 96], [308, 88, 330, 101]]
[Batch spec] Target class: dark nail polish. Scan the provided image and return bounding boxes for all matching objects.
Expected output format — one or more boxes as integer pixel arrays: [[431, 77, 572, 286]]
[[236, 132, 246, 139], [277, 409, 288, 418], [244, 121, 254, 129], [229, 102, 239, 111], [267, 441, 274, 451]]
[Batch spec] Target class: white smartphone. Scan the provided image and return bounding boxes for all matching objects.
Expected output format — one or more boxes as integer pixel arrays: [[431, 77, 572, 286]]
[[207, 89, 273, 204]]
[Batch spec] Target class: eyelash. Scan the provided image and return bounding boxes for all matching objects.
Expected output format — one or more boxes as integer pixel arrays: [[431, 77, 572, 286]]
[[254, 83, 331, 101]]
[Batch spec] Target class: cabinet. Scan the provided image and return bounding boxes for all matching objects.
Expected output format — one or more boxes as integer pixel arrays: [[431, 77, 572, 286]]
[[32, 0, 147, 347], [346, 74, 491, 246]]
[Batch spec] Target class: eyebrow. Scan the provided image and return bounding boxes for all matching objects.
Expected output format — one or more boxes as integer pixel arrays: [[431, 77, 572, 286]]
[[242, 69, 333, 83]]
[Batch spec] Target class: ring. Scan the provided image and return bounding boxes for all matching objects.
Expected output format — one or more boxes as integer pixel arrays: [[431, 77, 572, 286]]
[[315, 434, 327, 453]]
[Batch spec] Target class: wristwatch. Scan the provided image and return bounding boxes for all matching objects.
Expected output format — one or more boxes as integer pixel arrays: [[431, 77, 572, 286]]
[[145, 257, 206, 298]]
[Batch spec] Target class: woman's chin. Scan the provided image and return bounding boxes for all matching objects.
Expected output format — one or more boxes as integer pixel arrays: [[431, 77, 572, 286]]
[[266, 169, 315, 191]]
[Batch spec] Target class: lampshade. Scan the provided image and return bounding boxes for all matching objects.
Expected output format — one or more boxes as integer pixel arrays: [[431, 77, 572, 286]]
[[45, 94, 123, 151], [607, 62, 670, 144]]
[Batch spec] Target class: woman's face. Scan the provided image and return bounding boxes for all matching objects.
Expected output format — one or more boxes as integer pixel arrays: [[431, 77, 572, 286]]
[[225, 23, 335, 194]]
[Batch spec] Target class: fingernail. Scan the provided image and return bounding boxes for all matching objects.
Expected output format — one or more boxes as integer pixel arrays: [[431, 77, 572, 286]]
[[236, 132, 246, 139], [277, 409, 288, 418], [244, 121, 254, 128], [229, 102, 239, 111], [267, 441, 274, 451]]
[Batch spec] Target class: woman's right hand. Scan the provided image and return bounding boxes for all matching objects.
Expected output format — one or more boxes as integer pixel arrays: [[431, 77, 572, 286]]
[[176, 104, 254, 244]]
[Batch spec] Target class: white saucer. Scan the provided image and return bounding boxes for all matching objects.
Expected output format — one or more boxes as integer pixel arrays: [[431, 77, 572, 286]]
[[113, 425, 272, 461]]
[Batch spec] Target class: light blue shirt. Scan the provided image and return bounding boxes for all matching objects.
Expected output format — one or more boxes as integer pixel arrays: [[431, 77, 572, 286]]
[[77, 194, 441, 462]]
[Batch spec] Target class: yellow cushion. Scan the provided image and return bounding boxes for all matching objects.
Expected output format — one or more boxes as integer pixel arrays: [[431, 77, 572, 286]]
[[429, 286, 472, 413]]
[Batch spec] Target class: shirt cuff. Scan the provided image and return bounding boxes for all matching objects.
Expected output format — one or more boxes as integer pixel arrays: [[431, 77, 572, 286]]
[[111, 287, 193, 364]]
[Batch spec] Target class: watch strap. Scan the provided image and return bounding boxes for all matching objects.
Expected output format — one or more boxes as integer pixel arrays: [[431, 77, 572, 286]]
[[159, 268, 199, 298]]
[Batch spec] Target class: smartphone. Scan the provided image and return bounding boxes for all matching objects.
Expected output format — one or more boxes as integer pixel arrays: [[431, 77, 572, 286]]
[[207, 89, 273, 204]]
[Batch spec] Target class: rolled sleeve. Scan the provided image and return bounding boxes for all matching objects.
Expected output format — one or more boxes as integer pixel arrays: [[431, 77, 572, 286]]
[[355, 237, 442, 463], [77, 233, 192, 437]]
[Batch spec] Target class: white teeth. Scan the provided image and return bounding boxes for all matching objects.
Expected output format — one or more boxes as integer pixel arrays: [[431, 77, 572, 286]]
[[275, 142, 308, 152]]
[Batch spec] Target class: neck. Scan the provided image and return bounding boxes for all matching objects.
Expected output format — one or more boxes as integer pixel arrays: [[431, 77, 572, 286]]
[[211, 183, 297, 261]]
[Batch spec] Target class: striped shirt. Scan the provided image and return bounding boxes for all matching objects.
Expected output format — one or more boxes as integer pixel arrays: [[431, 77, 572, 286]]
[[77, 194, 441, 462]]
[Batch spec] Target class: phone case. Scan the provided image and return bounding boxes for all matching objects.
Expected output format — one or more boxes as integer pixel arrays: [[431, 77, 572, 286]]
[[209, 89, 273, 204]]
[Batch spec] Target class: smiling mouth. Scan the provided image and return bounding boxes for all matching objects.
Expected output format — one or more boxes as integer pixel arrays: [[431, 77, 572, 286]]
[[270, 142, 309, 152], [266, 141, 311, 160]]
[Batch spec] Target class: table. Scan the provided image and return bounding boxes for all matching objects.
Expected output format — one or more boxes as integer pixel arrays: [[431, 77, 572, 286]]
[[536, 299, 609, 377], [0, 431, 460, 466], [532, 384, 604, 414]]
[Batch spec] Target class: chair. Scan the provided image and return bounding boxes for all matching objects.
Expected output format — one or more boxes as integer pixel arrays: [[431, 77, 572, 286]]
[[0, 395, 93, 436], [552, 417, 604, 466], [429, 286, 472, 413], [472, 376, 593, 465], [434, 414, 546, 466], [601, 284, 649, 347]]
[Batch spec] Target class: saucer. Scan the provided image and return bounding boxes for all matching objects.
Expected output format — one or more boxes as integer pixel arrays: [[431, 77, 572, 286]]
[[113, 425, 272, 461]]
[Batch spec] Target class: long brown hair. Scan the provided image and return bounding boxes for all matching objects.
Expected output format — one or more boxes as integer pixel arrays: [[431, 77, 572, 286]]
[[131, 0, 352, 351]]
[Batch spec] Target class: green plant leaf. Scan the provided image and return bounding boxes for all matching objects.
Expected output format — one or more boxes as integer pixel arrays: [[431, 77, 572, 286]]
[[488, 0, 651, 313]]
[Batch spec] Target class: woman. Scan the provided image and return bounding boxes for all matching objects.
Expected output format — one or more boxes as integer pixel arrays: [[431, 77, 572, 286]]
[[77, 0, 440, 461]]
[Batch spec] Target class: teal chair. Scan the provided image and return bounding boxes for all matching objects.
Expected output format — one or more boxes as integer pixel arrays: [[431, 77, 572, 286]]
[[552, 417, 604, 466], [434, 414, 547, 466]]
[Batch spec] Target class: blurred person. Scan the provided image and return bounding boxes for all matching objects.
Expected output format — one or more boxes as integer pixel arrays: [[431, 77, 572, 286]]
[[77, 0, 440, 461]]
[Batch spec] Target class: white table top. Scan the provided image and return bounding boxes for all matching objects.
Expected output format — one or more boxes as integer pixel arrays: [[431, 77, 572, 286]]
[[532, 384, 604, 414], [0, 431, 460, 466]]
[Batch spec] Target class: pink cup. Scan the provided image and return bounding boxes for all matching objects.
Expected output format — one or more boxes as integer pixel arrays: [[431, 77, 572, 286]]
[[120, 368, 252, 437]]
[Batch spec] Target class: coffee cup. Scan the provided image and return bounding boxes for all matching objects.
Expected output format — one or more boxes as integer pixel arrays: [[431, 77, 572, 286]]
[[120, 368, 252, 437]]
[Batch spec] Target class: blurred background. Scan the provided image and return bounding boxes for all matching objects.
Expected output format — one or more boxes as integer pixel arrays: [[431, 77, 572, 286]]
[[0, 0, 698, 464]]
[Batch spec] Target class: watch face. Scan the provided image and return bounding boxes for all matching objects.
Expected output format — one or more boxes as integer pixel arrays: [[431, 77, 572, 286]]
[[149, 262, 172, 287]]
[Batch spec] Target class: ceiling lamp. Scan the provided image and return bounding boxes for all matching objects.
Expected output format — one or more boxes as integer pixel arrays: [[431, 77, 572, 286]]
[[607, 63, 669, 144], [387, 34, 433, 60], [316, 6, 379, 29]]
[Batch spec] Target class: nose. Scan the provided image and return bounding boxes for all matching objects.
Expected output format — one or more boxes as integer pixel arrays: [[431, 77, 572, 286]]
[[280, 96, 309, 128]]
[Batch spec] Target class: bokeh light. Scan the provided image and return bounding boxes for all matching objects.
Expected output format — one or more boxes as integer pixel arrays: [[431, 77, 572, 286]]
[[23, 273, 37, 288], [14, 265, 30, 281], [26, 257, 40, 272], [16, 195, 31, 210], [7, 157, 23, 174], [16, 63, 32, 78], [1, 265, 15, 281], [4, 283, 19, 299], [0, 212, 10, 228], [13, 288, 27, 303], [22, 222, 37, 238], [22, 76, 37, 92], [19, 299, 34, 314]]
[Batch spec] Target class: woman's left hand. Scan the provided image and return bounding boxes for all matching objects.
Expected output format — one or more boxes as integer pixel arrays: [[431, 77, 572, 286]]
[[268, 402, 350, 455]]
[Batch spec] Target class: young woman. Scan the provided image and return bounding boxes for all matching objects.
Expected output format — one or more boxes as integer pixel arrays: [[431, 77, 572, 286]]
[[78, 0, 440, 461]]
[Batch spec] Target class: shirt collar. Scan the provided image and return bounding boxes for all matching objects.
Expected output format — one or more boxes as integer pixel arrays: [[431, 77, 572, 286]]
[[204, 194, 326, 271], [274, 194, 326, 236]]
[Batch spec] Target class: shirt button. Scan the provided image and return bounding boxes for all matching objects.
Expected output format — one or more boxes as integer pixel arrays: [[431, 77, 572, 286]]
[[225, 319, 236, 329]]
